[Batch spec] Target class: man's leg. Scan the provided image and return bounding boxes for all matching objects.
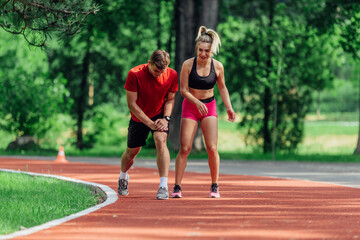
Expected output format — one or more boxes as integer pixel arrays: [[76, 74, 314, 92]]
[[121, 147, 141, 173], [118, 147, 141, 196], [153, 131, 170, 199]]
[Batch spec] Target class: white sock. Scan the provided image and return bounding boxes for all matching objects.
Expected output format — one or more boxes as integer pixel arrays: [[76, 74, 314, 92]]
[[120, 171, 128, 180], [159, 177, 168, 189]]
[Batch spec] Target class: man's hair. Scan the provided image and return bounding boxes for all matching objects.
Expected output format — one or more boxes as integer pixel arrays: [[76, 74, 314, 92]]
[[149, 50, 170, 70], [195, 26, 221, 56]]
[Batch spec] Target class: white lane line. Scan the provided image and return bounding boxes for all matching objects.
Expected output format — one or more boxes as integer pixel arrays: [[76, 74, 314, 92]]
[[0, 169, 118, 240]]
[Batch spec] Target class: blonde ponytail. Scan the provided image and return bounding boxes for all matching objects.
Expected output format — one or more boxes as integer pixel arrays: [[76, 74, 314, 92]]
[[195, 26, 221, 55]]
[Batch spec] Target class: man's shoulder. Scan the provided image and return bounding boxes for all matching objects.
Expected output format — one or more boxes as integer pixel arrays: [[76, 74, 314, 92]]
[[129, 63, 148, 75], [166, 67, 178, 78]]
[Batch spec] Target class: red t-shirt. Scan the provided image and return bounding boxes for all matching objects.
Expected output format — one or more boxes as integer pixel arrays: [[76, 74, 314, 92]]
[[124, 63, 178, 122]]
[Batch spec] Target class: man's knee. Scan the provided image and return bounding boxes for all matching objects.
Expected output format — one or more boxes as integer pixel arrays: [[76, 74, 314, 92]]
[[124, 147, 141, 159], [154, 133, 168, 148]]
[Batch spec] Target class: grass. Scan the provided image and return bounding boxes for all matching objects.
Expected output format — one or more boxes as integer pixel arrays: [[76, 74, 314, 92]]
[[0, 171, 103, 235]]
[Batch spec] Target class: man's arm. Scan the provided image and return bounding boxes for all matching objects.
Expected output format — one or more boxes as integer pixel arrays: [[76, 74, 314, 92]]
[[163, 91, 176, 117], [126, 90, 156, 130], [153, 91, 176, 131]]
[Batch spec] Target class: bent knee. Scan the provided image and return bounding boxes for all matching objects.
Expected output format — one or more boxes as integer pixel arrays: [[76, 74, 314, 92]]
[[125, 147, 141, 159]]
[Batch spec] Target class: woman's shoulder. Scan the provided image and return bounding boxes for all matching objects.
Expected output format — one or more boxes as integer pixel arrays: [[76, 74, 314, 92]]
[[182, 57, 195, 68], [184, 57, 195, 64], [212, 58, 224, 71]]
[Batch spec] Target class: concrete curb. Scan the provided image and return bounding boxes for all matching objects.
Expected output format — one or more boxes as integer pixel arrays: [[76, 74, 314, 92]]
[[0, 169, 118, 240]]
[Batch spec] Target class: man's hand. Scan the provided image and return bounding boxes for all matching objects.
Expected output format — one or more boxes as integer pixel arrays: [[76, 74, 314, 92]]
[[154, 118, 169, 131]]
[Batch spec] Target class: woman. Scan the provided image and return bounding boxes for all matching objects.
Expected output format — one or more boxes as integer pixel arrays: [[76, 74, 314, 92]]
[[171, 26, 236, 198]]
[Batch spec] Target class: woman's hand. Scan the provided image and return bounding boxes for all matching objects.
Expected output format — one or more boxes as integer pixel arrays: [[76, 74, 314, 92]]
[[227, 109, 236, 122], [196, 101, 208, 116]]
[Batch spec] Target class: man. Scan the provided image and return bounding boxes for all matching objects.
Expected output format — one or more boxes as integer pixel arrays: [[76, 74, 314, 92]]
[[118, 50, 178, 200]]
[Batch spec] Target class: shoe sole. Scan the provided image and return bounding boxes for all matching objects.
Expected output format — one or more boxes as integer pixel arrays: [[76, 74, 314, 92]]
[[170, 194, 182, 198], [156, 196, 169, 200], [209, 195, 220, 198], [118, 191, 129, 196]]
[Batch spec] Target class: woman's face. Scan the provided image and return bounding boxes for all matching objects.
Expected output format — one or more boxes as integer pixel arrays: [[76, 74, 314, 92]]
[[196, 42, 212, 61]]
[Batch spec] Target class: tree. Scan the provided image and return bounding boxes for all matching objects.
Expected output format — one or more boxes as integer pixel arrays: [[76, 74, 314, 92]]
[[217, 1, 337, 154], [308, 0, 360, 154], [47, 0, 175, 149], [0, 0, 99, 47], [169, 0, 220, 151], [0, 31, 69, 148]]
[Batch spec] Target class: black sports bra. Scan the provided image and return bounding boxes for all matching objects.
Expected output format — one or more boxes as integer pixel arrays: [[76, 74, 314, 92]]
[[188, 57, 217, 90]]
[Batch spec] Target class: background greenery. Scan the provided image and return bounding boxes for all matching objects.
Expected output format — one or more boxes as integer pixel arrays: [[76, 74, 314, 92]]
[[0, 0, 359, 161]]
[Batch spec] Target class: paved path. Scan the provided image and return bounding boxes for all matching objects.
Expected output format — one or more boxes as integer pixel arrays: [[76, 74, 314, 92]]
[[1, 156, 360, 240]]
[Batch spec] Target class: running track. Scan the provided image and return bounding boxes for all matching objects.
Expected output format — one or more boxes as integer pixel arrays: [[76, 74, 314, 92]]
[[1, 157, 360, 240]]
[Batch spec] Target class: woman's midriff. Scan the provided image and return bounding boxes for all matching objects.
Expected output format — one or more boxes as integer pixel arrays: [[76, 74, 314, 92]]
[[189, 87, 214, 100]]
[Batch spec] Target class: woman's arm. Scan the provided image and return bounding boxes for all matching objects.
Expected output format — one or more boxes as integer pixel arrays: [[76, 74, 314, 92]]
[[215, 61, 236, 122]]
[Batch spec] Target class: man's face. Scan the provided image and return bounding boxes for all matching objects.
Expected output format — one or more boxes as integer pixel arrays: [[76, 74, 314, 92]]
[[148, 62, 167, 78]]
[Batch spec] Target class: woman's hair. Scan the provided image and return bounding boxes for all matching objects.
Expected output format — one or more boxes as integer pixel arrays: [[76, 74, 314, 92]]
[[195, 26, 221, 56], [149, 49, 170, 69]]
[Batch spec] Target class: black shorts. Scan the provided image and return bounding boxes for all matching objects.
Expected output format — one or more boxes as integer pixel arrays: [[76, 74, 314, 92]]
[[127, 114, 169, 148]]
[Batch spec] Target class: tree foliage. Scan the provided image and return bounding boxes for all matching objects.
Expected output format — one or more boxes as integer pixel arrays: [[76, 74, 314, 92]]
[[0, 31, 70, 138], [47, 0, 175, 149], [218, 1, 338, 153], [0, 0, 99, 47], [1, 0, 359, 154]]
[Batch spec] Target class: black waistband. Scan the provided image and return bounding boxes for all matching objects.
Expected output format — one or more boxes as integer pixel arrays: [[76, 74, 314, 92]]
[[199, 96, 215, 103]]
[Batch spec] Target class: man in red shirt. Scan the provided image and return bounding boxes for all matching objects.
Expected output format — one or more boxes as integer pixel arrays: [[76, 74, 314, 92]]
[[118, 50, 178, 200]]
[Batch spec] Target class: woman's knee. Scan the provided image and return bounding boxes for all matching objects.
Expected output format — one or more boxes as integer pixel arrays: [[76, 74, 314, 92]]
[[206, 145, 218, 156], [179, 145, 192, 157]]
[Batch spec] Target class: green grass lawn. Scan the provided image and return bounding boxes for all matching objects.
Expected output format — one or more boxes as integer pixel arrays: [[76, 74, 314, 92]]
[[0, 171, 103, 235]]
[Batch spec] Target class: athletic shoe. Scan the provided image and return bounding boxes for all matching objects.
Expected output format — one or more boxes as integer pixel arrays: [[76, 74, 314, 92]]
[[170, 184, 182, 198], [118, 175, 129, 196], [209, 183, 220, 198], [156, 187, 169, 200]]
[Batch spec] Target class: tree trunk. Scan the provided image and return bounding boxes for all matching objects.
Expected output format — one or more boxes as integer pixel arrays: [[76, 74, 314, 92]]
[[199, 0, 219, 28], [316, 90, 321, 120], [156, 0, 162, 49], [190, 0, 219, 152], [271, 41, 283, 161], [263, 0, 275, 153], [354, 77, 360, 154], [76, 39, 90, 150], [169, 0, 197, 151], [169, 0, 219, 152]]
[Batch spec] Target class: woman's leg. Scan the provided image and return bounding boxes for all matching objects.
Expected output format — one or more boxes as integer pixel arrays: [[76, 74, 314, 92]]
[[200, 116, 219, 184], [174, 118, 198, 185]]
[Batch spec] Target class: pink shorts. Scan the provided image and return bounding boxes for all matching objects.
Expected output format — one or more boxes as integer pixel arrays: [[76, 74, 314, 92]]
[[181, 97, 217, 121]]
